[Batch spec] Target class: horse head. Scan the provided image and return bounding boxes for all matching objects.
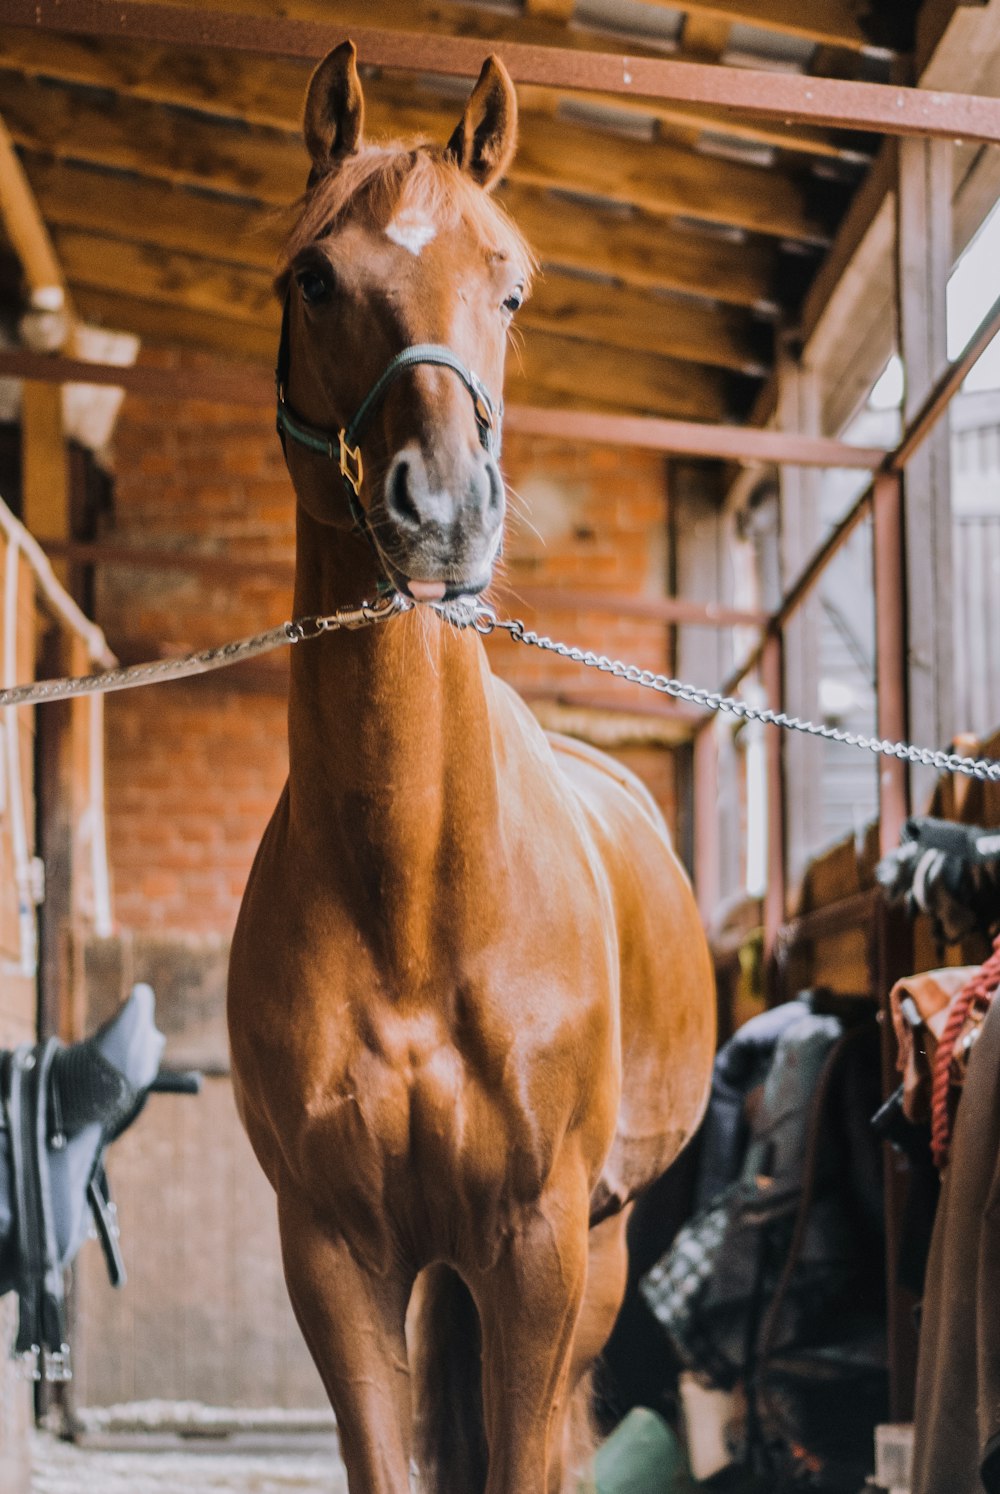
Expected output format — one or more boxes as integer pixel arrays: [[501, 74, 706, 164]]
[[276, 42, 535, 602]]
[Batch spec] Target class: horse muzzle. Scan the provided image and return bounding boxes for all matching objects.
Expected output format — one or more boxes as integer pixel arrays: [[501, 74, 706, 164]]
[[374, 442, 505, 600]]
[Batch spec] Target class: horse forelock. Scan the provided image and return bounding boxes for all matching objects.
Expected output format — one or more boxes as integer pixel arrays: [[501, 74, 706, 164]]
[[275, 144, 536, 295]]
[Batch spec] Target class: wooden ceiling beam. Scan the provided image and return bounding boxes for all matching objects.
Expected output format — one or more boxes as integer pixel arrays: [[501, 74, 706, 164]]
[[6, 0, 998, 141], [522, 271, 770, 376], [0, 113, 66, 305], [507, 329, 735, 421], [521, 0, 576, 21], [73, 285, 277, 363], [0, 0, 876, 70], [0, 346, 883, 467], [52, 226, 279, 331], [23, 155, 785, 314], [680, 15, 736, 59], [46, 216, 769, 377], [66, 283, 735, 421], [0, 24, 868, 164], [0, 70, 829, 245]]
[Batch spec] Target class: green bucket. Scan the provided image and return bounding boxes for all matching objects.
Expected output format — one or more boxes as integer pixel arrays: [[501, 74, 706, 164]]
[[588, 1408, 696, 1494]]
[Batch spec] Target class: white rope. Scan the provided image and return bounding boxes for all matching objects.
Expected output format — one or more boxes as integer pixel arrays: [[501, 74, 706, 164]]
[[0, 493, 116, 951], [0, 503, 114, 669], [4, 536, 37, 977]]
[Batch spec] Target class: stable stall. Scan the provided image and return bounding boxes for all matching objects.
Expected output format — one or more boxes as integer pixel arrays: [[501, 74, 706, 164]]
[[0, 2, 997, 1492]]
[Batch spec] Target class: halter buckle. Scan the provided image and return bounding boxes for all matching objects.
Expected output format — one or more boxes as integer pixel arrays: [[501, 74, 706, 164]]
[[338, 431, 364, 497]]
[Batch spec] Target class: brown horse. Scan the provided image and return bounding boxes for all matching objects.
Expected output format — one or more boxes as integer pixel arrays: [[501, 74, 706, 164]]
[[228, 42, 716, 1494]]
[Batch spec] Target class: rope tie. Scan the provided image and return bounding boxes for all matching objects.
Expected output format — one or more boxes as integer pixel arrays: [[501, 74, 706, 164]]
[[930, 934, 1000, 1169]]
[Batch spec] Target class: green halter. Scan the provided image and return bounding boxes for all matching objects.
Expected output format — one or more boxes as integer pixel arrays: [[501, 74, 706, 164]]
[[274, 295, 503, 539]]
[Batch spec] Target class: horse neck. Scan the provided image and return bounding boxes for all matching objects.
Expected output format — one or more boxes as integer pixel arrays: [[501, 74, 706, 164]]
[[287, 507, 502, 898]]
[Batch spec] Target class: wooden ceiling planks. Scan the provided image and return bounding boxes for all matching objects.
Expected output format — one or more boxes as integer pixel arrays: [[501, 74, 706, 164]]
[[4, 0, 888, 67], [46, 220, 766, 375], [8, 2, 992, 143], [0, 0, 967, 427], [21, 154, 787, 315], [521, 271, 770, 375], [0, 25, 872, 164], [0, 70, 832, 246], [65, 279, 738, 421]]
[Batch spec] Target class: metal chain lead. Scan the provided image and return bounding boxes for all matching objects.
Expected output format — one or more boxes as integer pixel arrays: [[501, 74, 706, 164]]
[[3, 590, 998, 784], [466, 604, 1000, 785], [0, 593, 414, 711]]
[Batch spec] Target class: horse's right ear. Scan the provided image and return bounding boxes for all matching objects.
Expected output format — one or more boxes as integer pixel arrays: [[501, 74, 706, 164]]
[[304, 41, 365, 174]]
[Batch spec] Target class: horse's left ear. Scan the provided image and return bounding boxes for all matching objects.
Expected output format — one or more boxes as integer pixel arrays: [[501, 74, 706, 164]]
[[304, 40, 365, 174], [445, 57, 517, 192]]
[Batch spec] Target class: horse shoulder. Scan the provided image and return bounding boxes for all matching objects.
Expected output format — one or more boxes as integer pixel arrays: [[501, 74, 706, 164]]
[[534, 731, 716, 1211]]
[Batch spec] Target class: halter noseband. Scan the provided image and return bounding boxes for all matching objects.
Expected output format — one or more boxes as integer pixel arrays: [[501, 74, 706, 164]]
[[274, 296, 504, 539]]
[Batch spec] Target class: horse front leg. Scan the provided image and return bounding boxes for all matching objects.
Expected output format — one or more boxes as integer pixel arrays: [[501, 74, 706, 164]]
[[278, 1187, 413, 1494], [472, 1158, 591, 1494]]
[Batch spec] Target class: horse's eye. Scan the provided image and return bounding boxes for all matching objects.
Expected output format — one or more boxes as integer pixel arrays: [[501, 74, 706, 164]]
[[502, 286, 524, 315], [296, 267, 333, 305]]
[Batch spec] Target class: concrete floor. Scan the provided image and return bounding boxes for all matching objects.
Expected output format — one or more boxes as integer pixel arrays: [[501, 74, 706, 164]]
[[30, 1431, 349, 1494]]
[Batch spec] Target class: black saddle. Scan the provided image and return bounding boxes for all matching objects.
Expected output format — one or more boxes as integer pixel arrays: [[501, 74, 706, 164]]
[[0, 984, 200, 1381]]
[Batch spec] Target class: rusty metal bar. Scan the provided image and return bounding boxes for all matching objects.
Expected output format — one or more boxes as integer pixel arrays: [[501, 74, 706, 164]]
[[872, 470, 909, 856], [505, 582, 768, 629], [504, 407, 885, 470], [0, 347, 274, 406], [0, 350, 888, 468], [40, 539, 766, 630], [694, 723, 722, 922], [891, 286, 1000, 473], [875, 897, 919, 1421], [515, 681, 704, 727], [8, 0, 1000, 142], [761, 626, 787, 957], [717, 481, 875, 697]]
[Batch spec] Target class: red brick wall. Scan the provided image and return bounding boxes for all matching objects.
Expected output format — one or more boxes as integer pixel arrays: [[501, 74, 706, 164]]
[[101, 351, 677, 939], [106, 690, 288, 936]]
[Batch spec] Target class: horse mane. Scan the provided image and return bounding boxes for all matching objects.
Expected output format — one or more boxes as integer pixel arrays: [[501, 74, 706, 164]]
[[276, 143, 537, 293]]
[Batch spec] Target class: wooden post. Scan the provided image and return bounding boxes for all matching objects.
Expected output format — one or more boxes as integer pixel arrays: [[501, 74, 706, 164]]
[[21, 381, 71, 587], [694, 722, 721, 925], [776, 355, 824, 892], [872, 463, 917, 1419], [873, 469, 910, 856], [895, 136, 954, 808]]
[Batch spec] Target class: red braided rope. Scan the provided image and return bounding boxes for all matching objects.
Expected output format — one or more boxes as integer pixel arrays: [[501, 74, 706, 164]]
[[930, 935, 1000, 1169]]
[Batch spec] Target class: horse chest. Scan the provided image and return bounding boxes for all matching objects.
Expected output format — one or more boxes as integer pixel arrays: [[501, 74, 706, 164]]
[[292, 982, 610, 1248]]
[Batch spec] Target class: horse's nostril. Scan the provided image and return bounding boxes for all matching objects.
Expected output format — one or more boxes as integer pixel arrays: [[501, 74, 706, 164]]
[[388, 460, 421, 529]]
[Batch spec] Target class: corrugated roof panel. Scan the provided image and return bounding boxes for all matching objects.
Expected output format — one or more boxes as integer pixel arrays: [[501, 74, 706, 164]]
[[722, 23, 816, 72], [574, 0, 684, 49], [555, 97, 658, 141]]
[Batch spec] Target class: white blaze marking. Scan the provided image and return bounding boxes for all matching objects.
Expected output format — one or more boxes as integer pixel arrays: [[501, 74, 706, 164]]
[[386, 208, 438, 256]]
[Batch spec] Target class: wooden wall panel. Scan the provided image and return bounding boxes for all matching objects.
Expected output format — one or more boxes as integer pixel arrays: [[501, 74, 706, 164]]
[[0, 544, 39, 1491], [74, 1079, 326, 1410]]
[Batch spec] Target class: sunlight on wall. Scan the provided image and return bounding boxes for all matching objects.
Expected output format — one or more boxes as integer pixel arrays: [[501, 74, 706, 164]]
[[947, 197, 1000, 390]]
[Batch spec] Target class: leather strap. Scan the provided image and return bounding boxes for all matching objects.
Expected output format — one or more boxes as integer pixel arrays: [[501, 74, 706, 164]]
[[5, 1041, 68, 1374]]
